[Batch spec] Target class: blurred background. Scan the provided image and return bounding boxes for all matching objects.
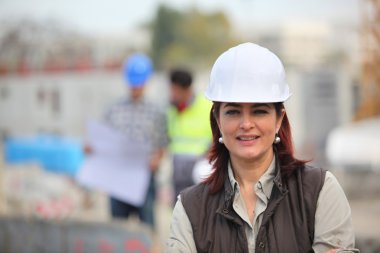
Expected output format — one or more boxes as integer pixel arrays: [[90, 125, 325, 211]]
[[0, 0, 379, 252]]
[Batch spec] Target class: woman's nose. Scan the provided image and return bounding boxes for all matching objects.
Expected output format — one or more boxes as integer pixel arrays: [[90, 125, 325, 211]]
[[240, 114, 254, 129]]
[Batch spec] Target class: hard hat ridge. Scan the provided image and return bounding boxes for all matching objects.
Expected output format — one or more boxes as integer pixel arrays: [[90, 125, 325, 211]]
[[205, 42, 291, 103]]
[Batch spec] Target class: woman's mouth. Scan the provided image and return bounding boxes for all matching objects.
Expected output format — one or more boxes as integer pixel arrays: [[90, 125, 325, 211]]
[[237, 135, 259, 141]]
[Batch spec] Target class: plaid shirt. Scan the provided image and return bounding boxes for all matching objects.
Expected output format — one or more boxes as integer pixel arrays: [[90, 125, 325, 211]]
[[104, 97, 168, 152]]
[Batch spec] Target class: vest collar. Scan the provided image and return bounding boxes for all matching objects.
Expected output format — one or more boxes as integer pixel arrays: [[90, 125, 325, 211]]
[[215, 172, 241, 224], [272, 148, 288, 195]]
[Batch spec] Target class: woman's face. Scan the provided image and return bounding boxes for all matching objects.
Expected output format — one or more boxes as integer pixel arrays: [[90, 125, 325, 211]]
[[218, 102, 284, 163]]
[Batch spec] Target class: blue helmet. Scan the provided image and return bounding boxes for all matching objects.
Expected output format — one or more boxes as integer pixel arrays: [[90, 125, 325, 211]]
[[123, 53, 153, 87]]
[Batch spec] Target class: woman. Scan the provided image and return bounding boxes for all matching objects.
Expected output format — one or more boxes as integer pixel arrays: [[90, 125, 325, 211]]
[[166, 43, 357, 253]]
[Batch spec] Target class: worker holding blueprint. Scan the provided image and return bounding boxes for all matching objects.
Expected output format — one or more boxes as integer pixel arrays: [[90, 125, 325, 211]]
[[78, 53, 168, 228]]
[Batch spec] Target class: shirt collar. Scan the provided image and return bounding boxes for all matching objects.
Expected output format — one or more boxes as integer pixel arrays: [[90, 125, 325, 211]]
[[228, 161, 238, 191], [258, 158, 276, 200], [228, 156, 276, 200]]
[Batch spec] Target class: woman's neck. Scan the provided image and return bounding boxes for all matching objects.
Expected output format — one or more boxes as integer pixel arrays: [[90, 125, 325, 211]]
[[231, 150, 274, 189]]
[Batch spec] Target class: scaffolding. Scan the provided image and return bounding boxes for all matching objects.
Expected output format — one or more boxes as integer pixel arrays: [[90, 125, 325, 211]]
[[356, 0, 380, 120]]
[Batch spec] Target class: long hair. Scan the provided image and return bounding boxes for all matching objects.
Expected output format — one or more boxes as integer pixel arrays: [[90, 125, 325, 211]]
[[203, 102, 307, 194]]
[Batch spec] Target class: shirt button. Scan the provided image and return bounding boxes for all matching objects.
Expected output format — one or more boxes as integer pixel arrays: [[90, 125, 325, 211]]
[[258, 242, 265, 248], [222, 208, 229, 214]]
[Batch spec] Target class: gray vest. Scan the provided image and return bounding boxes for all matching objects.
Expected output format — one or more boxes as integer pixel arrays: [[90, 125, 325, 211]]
[[181, 163, 326, 253]]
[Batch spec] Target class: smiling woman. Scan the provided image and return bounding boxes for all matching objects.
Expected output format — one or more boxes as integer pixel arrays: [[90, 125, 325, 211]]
[[165, 42, 358, 253], [217, 102, 282, 172], [205, 100, 302, 195]]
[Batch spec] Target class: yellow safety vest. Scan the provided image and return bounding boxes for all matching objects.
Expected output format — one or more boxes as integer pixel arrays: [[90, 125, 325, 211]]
[[167, 94, 212, 155]]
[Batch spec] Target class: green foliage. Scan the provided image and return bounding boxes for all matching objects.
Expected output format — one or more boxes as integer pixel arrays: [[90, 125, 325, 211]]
[[150, 5, 239, 70], [150, 5, 183, 69]]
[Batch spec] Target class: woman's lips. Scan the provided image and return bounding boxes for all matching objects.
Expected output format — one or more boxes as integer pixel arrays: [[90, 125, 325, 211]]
[[237, 135, 259, 141]]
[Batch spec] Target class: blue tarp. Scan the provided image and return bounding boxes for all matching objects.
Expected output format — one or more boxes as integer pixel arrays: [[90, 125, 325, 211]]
[[4, 134, 84, 176]]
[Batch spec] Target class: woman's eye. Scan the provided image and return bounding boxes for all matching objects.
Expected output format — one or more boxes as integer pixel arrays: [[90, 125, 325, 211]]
[[225, 110, 239, 115]]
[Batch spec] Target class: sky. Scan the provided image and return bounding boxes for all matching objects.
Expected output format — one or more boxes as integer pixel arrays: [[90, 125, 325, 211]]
[[0, 0, 360, 35]]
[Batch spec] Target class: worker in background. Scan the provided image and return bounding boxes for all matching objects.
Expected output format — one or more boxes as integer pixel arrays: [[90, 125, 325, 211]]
[[167, 69, 212, 203], [95, 53, 167, 227]]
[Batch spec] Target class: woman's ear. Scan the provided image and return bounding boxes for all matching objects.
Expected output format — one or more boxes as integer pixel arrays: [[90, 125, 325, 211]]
[[213, 109, 221, 130], [276, 109, 285, 132]]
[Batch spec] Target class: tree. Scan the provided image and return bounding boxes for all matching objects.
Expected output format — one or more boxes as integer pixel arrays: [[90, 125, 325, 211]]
[[150, 5, 183, 69], [150, 5, 239, 70]]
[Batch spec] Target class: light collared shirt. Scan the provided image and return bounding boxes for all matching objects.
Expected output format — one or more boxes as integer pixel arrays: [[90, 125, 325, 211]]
[[228, 158, 276, 252], [166, 157, 355, 253]]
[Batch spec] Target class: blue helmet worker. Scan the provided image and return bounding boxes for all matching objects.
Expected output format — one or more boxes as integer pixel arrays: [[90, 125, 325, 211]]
[[101, 53, 167, 227]]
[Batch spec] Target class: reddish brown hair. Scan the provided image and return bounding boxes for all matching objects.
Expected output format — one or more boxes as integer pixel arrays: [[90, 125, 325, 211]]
[[203, 102, 307, 194]]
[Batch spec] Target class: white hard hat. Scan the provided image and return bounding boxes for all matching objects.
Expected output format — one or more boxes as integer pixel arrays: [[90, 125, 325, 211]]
[[205, 42, 291, 103]]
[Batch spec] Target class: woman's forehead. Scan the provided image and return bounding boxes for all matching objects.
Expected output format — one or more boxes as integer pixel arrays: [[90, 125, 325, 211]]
[[221, 102, 274, 108]]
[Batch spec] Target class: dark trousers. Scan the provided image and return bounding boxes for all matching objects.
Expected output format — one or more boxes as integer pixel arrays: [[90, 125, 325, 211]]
[[110, 175, 155, 227]]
